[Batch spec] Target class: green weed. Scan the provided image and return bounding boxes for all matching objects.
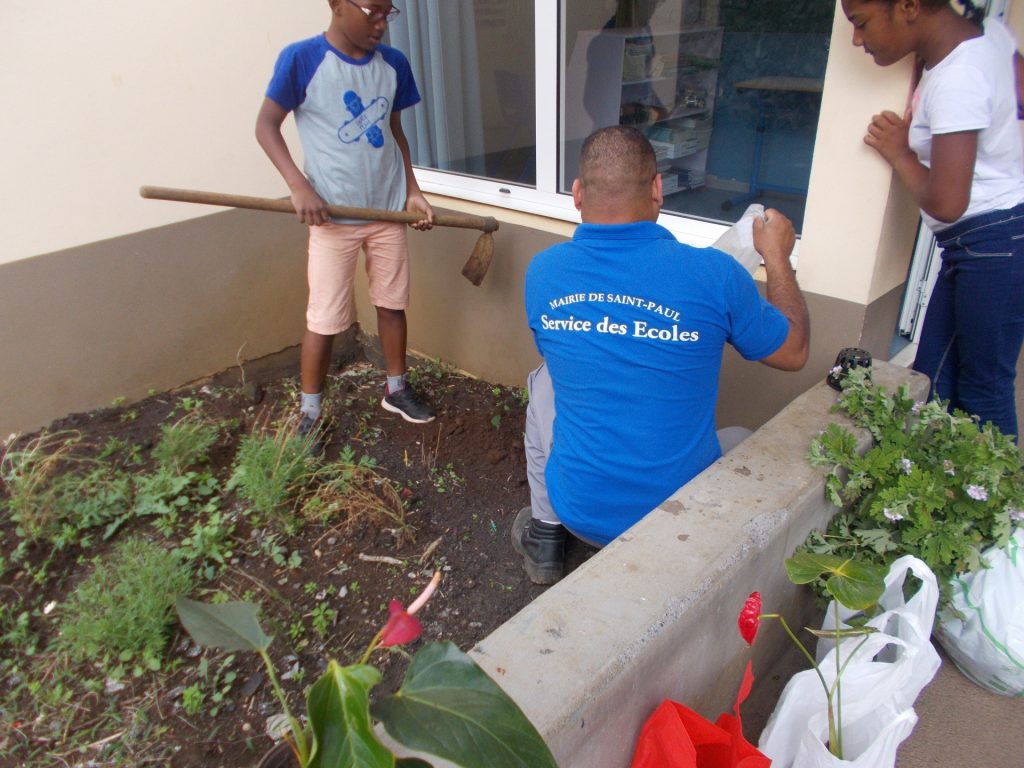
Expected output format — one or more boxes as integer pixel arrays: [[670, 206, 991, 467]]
[[175, 511, 236, 579], [430, 463, 464, 495], [310, 603, 337, 639], [227, 419, 318, 520], [181, 683, 205, 716], [1, 432, 132, 544], [301, 445, 411, 543], [152, 412, 219, 473], [57, 537, 193, 671]]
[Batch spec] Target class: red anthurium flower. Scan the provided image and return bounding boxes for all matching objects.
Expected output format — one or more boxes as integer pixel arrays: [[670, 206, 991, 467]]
[[379, 599, 423, 647], [738, 591, 762, 646]]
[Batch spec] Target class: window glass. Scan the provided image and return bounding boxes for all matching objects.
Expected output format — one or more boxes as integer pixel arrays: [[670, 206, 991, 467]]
[[561, 0, 832, 232], [387, 1, 536, 186]]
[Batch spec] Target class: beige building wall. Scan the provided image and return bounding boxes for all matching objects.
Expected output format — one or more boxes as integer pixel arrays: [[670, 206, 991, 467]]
[[4, 1, 1010, 436], [1, 1, 323, 265], [1, 1, 325, 434]]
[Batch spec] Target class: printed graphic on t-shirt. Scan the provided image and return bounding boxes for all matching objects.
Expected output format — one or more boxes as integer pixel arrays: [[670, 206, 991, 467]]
[[540, 291, 700, 343], [338, 91, 390, 147]]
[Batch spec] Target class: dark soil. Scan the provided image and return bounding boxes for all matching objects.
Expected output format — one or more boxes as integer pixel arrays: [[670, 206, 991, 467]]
[[0, 356, 598, 767]]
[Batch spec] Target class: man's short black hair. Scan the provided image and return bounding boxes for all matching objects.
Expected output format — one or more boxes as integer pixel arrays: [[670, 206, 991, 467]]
[[579, 125, 657, 198]]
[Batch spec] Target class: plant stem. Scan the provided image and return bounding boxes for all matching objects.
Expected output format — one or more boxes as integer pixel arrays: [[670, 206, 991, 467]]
[[832, 601, 843, 758], [259, 648, 309, 763], [764, 613, 840, 758], [359, 629, 384, 666], [763, 614, 830, 695]]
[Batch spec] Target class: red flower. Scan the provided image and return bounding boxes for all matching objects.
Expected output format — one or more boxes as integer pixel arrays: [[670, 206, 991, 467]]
[[379, 599, 423, 647], [738, 592, 762, 646]]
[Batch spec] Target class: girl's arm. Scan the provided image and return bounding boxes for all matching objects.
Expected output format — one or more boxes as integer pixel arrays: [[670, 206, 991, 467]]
[[865, 109, 977, 224], [390, 110, 433, 231]]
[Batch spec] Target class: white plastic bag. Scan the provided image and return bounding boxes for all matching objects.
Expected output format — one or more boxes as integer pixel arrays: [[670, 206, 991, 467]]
[[758, 556, 941, 768], [935, 527, 1024, 695], [710, 204, 765, 274]]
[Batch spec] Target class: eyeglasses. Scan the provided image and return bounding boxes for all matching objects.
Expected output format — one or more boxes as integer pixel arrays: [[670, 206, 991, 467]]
[[345, 0, 401, 23]]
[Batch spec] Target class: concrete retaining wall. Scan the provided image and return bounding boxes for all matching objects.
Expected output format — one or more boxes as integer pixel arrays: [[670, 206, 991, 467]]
[[465, 362, 929, 768]]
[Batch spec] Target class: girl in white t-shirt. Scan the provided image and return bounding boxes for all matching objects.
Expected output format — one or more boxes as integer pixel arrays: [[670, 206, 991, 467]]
[[842, 0, 1024, 440]]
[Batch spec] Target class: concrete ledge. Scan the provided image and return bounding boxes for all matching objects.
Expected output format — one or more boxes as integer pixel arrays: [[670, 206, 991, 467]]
[[468, 362, 930, 768]]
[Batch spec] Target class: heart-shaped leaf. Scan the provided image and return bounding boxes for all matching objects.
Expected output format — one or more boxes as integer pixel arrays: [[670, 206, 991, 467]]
[[784, 552, 886, 612], [306, 661, 393, 768], [175, 597, 272, 652], [372, 642, 558, 768]]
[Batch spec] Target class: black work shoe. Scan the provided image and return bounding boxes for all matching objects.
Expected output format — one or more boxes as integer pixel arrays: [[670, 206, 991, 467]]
[[511, 506, 566, 585], [381, 385, 436, 424], [296, 414, 327, 457]]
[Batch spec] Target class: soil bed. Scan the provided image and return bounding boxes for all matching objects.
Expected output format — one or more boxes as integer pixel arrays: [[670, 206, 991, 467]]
[[0, 356, 597, 767]]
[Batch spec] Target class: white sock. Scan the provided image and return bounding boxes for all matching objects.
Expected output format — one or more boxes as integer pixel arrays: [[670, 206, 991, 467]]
[[386, 374, 406, 394], [300, 391, 322, 420]]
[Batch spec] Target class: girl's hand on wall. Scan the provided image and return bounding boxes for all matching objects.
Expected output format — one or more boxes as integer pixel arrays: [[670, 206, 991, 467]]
[[864, 109, 914, 167]]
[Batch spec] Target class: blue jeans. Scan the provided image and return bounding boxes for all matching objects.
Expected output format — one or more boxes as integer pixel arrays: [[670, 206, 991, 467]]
[[912, 202, 1024, 440]]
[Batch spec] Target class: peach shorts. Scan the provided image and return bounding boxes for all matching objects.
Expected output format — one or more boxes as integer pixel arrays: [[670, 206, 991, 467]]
[[305, 221, 410, 336]]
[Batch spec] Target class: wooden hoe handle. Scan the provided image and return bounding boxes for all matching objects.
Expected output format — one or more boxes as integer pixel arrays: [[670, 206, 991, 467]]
[[139, 186, 498, 233]]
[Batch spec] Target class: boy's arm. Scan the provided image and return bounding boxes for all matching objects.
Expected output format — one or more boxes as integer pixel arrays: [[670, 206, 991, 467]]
[[255, 97, 329, 226], [390, 111, 433, 230]]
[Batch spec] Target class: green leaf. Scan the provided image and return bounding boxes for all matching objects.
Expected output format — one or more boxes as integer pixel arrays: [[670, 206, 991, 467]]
[[174, 597, 272, 652], [306, 661, 393, 768], [785, 552, 886, 612], [784, 552, 848, 584], [372, 642, 558, 768]]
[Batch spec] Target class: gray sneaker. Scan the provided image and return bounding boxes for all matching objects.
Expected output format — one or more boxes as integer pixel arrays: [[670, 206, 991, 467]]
[[296, 414, 327, 457], [381, 386, 436, 423]]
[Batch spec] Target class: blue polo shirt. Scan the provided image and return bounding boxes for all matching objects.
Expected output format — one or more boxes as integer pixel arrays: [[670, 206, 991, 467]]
[[524, 221, 788, 544]]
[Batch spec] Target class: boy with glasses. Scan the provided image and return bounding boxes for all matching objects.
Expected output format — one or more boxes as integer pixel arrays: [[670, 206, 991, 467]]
[[256, 0, 436, 446]]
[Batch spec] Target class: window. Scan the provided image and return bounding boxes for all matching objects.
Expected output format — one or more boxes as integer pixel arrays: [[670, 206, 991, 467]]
[[388, 1, 536, 186], [392, 1, 832, 237]]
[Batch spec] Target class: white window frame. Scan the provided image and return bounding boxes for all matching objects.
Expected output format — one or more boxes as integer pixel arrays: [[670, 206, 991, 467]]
[[411, 0, 801, 253]]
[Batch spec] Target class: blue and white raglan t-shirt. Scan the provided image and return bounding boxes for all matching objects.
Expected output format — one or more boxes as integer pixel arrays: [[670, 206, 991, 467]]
[[524, 221, 789, 545], [266, 35, 420, 223]]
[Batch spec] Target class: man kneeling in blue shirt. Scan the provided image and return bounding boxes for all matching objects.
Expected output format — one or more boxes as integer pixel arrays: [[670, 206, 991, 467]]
[[515, 125, 810, 584]]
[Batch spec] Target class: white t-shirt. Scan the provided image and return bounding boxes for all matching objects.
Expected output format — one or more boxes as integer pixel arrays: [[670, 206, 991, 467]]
[[909, 19, 1024, 231]]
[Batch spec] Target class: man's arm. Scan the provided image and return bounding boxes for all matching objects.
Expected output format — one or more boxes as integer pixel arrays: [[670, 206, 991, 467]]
[[390, 111, 433, 230], [754, 209, 810, 372], [255, 97, 329, 226]]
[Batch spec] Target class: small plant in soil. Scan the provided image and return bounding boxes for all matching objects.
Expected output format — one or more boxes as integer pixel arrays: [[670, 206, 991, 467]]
[[228, 419, 320, 521], [151, 411, 220, 473], [176, 571, 558, 768], [0, 359, 555, 766], [59, 537, 194, 672]]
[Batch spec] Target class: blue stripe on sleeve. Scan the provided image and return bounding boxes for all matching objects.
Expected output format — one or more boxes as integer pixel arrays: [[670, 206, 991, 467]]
[[377, 44, 421, 112], [265, 35, 329, 112]]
